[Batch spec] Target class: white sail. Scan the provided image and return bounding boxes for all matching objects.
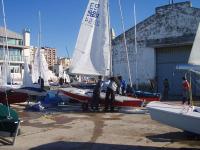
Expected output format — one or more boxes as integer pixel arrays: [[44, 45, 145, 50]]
[[176, 23, 200, 72], [59, 64, 64, 77], [23, 58, 34, 87], [189, 23, 200, 65], [70, 0, 110, 76], [40, 51, 51, 86], [32, 47, 40, 84], [32, 48, 50, 86]]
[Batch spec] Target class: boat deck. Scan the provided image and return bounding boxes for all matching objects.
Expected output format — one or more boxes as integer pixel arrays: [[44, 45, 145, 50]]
[[60, 87, 142, 102]]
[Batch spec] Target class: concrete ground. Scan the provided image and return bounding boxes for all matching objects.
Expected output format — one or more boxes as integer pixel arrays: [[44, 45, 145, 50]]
[[0, 103, 200, 150]]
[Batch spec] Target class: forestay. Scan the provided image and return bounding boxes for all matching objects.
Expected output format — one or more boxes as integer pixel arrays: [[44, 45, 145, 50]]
[[70, 0, 110, 76]]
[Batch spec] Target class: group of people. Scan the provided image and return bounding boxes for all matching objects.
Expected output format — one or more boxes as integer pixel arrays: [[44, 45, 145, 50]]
[[91, 75, 128, 112], [162, 77, 191, 105]]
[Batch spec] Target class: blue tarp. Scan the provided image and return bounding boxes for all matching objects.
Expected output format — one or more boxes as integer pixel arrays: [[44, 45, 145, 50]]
[[41, 91, 62, 107]]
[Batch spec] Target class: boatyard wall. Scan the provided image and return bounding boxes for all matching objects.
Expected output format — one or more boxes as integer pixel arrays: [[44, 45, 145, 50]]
[[112, 1, 200, 96]]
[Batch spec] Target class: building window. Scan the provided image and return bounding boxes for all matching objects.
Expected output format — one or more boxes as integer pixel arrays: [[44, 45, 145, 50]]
[[0, 47, 22, 61], [10, 65, 20, 73]]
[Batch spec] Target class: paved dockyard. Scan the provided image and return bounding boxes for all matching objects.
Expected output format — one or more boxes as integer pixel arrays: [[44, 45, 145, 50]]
[[0, 103, 200, 150]]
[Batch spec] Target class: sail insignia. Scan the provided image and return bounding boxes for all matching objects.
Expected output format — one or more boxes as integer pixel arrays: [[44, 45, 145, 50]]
[[70, 0, 110, 76]]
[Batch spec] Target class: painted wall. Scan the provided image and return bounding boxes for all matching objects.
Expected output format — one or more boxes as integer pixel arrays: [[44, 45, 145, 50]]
[[112, 1, 200, 87]]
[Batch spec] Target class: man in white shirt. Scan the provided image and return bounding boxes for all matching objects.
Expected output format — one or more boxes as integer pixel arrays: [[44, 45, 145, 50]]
[[104, 77, 117, 112]]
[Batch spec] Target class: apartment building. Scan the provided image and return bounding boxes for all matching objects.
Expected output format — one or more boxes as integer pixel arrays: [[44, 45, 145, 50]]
[[42, 47, 56, 68], [0, 27, 30, 81]]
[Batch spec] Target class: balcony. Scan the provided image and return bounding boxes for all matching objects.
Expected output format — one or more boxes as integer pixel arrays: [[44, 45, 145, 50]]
[[0, 55, 23, 63]]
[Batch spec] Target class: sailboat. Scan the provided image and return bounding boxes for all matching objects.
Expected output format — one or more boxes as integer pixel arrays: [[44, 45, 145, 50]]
[[0, 64, 29, 104], [19, 11, 56, 96], [32, 48, 52, 87], [0, 12, 46, 102], [147, 23, 200, 135], [59, 0, 143, 109], [0, 0, 28, 104], [0, 0, 21, 145], [31, 11, 57, 88]]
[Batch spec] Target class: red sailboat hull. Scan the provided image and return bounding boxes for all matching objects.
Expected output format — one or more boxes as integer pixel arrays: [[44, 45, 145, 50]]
[[59, 87, 143, 107], [0, 89, 28, 105]]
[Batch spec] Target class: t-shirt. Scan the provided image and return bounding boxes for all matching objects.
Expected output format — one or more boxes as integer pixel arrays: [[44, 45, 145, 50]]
[[121, 80, 126, 90], [108, 81, 118, 92], [182, 80, 190, 90]]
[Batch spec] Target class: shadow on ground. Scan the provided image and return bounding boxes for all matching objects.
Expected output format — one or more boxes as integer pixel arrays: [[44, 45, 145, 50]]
[[29, 141, 199, 150], [147, 131, 200, 146]]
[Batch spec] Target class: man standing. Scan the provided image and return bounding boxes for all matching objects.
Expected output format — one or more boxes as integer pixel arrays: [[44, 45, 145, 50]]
[[91, 75, 103, 111], [182, 77, 190, 105], [105, 77, 117, 112], [163, 78, 169, 100], [38, 76, 44, 90]]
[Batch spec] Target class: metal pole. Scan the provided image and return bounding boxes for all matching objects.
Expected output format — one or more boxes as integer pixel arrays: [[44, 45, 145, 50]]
[[189, 71, 193, 105], [134, 3, 138, 90], [107, 0, 112, 77], [1, 0, 9, 86], [66, 46, 70, 58], [38, 11, 42, 86], [1, 0, 11, 118]]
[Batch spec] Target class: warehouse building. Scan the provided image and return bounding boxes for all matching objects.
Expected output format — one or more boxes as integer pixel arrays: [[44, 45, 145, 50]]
[[112, 1, 200, 97]]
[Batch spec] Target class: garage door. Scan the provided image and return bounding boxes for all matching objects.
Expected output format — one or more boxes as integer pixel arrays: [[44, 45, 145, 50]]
[[156, 45, 191, 97]]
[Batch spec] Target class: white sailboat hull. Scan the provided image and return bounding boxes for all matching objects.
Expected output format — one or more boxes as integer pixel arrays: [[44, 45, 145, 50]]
[[147, 101, 200, 134]]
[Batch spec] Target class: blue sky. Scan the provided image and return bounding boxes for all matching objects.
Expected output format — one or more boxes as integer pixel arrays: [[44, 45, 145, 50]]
[[0, 0, 200, 57]]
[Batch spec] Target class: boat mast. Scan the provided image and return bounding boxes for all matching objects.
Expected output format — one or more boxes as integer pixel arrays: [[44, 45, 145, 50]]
[[1, 0, 9, 86], [38, 11, 42, 83], [134, 3, 138, 90], [66, 46, 70, 58], [1, 0, 11, 118], [107, 0, 112, 77], [118, 0, 133, 87]]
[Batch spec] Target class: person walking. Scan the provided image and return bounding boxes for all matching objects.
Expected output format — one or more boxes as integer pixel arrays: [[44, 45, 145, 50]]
[[163, 78, 169, 100], [182, 77, 190, 105], [104, 76, 117, 112]]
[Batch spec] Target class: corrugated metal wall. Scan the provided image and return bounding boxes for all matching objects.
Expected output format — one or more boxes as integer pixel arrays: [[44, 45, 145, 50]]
[[156, 45, 191, 96]]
